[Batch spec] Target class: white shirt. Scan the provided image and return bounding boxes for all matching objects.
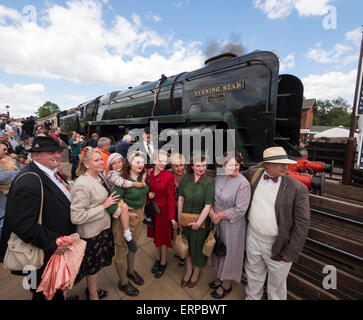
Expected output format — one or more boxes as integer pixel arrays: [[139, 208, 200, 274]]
[[247, 170, 281, 243], [262, 170, 282, 187], [143, 140, 155, 156], [33, 160, 72, 202]]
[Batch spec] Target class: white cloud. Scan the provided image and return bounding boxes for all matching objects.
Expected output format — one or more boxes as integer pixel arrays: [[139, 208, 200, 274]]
[[345, 27, 362, 47], [302, 69, 356, 102], [306, 27, 361, 67], [294, 0, 331, 17], [280, 54, 295, 72], [253, 0, 334, 19], [152, 15, 162, 22], [0, 4, 23, 24], [64, 94, 88, 103], [253, 0, 295, 19], [0, 1, 204, 86], [0, 82, 47, 118], [306, 43, 352, 64]]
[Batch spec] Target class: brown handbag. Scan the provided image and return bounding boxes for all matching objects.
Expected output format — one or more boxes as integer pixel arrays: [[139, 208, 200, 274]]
[[179, 213, 206, 229], [202, 226, 216, 257], [174, 229, 189, 259]]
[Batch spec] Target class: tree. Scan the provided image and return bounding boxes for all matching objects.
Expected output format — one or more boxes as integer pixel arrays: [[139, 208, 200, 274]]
[[35, 101, 61, 118], [313, 97, 351, 127]]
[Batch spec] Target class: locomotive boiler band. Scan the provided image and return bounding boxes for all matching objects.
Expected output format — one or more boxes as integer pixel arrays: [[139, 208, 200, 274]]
[[0, 51, 313, 300]]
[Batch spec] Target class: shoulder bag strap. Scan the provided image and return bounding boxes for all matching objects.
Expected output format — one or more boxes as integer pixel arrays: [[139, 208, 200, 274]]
[[13, 172, 44, 225], [250, 167, 264, 187]]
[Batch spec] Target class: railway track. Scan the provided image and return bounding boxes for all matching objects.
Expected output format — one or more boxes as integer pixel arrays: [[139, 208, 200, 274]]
[[287, 194, 363, 300]]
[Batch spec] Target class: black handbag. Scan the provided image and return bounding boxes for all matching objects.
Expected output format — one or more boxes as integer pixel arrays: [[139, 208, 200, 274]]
[[145, 199, 160, 218], [213, 226, 226, 257]]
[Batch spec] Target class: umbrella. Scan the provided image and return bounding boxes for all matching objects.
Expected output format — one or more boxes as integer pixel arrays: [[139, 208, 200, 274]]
[[36, 233, 86, 300]]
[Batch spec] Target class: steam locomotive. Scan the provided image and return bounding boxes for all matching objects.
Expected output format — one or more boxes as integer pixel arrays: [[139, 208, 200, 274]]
[[57, 50, 304, 166]]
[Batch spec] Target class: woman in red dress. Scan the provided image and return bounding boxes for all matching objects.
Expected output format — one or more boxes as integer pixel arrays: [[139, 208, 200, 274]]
[[147, 150, 178, 278]]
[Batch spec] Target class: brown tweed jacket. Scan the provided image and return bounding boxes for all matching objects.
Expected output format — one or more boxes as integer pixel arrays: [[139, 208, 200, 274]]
[[242, 166, 310, 262]]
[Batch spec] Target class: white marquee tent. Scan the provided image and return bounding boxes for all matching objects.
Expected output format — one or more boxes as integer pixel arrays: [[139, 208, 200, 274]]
[[314, 127, 359, 139]]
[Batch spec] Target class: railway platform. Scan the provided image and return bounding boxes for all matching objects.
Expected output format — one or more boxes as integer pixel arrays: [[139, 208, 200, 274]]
[[1, 161, 362, 300], [0, 223, 246, 300]]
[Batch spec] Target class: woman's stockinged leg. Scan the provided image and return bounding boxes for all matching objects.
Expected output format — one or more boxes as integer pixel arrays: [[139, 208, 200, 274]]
[[155, 246, 161, 261], [183, 256, 193, 281], [86, 273, 99, 300], [160, 245, 168, 265], [191, 266, 200, 283]]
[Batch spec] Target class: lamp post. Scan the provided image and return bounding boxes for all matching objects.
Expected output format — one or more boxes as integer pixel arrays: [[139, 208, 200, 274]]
[[342, 29, 363, 184], [5, 105, 10, 119]]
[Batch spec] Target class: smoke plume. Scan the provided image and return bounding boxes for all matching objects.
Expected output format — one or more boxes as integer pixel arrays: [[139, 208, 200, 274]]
[[204, 33, 246, 59]]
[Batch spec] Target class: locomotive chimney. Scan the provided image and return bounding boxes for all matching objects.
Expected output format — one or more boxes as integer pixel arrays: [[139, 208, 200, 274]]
[[204, 52, 237, 66]]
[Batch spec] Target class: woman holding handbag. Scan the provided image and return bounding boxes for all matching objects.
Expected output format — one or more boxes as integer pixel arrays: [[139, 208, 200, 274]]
[[147, 150, 177, 278], [178, 152, 214, 288], [208, 152, 251, 298], [170, 153, 187, 267]]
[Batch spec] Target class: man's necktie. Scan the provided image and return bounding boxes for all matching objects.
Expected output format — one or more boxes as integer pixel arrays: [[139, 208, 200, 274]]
[[263, 174, 278, 183], [54, 173, 71, 192], [147, 144, 151, 154]]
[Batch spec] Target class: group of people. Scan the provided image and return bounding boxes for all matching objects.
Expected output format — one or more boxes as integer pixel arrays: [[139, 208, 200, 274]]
[[0, 127, 310, 301], [0, 119, 59, 239]]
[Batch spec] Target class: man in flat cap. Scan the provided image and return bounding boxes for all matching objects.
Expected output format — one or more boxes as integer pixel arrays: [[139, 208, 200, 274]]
[[0, 136, 77, 300], [242, 146, 310, 300]]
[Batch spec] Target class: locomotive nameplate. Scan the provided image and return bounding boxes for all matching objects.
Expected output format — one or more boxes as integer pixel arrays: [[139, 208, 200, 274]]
[[194, 81, 245, 97], [207, 93, 225, 104]]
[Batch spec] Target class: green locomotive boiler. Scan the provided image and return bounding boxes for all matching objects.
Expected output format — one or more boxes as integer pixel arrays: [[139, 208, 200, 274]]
[[57, 51, 304, 165]]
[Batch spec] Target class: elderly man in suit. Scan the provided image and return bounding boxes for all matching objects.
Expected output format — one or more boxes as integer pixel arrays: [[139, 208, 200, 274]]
[[0, 136, 77, 300], [115, 134, 132, 159], [242, 146, 310, 300]]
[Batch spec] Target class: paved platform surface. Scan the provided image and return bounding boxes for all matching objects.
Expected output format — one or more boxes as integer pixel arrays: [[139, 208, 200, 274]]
[[0, 223, 246, 300], [0, 162, 246, 300]]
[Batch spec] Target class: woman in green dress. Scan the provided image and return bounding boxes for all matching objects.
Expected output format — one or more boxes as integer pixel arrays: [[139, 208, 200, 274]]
[[178, 154, 214, 288], [107, 151, 149, 297]]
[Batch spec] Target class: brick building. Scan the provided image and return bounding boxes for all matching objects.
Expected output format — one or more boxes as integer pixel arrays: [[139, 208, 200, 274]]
[[301, 98, 317, 129]]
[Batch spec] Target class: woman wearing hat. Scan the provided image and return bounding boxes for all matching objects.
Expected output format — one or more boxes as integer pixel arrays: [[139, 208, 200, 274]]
[[178, 153, 215, 288], [106, 152, 149, 297], [15, 133, 32, 159], [70, 147, 120, 300], [242, 146, 310, 300]]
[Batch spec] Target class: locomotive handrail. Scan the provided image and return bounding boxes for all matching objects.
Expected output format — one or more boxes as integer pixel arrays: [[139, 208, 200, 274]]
[[110, 81, 179, 105]]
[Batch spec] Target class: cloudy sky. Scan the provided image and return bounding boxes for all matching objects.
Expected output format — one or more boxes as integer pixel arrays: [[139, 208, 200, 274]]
[[0, 0, 361, 118]]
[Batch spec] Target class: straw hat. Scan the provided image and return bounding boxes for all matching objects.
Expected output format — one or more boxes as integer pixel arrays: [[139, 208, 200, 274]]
[[258, 146, 297, 166]]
